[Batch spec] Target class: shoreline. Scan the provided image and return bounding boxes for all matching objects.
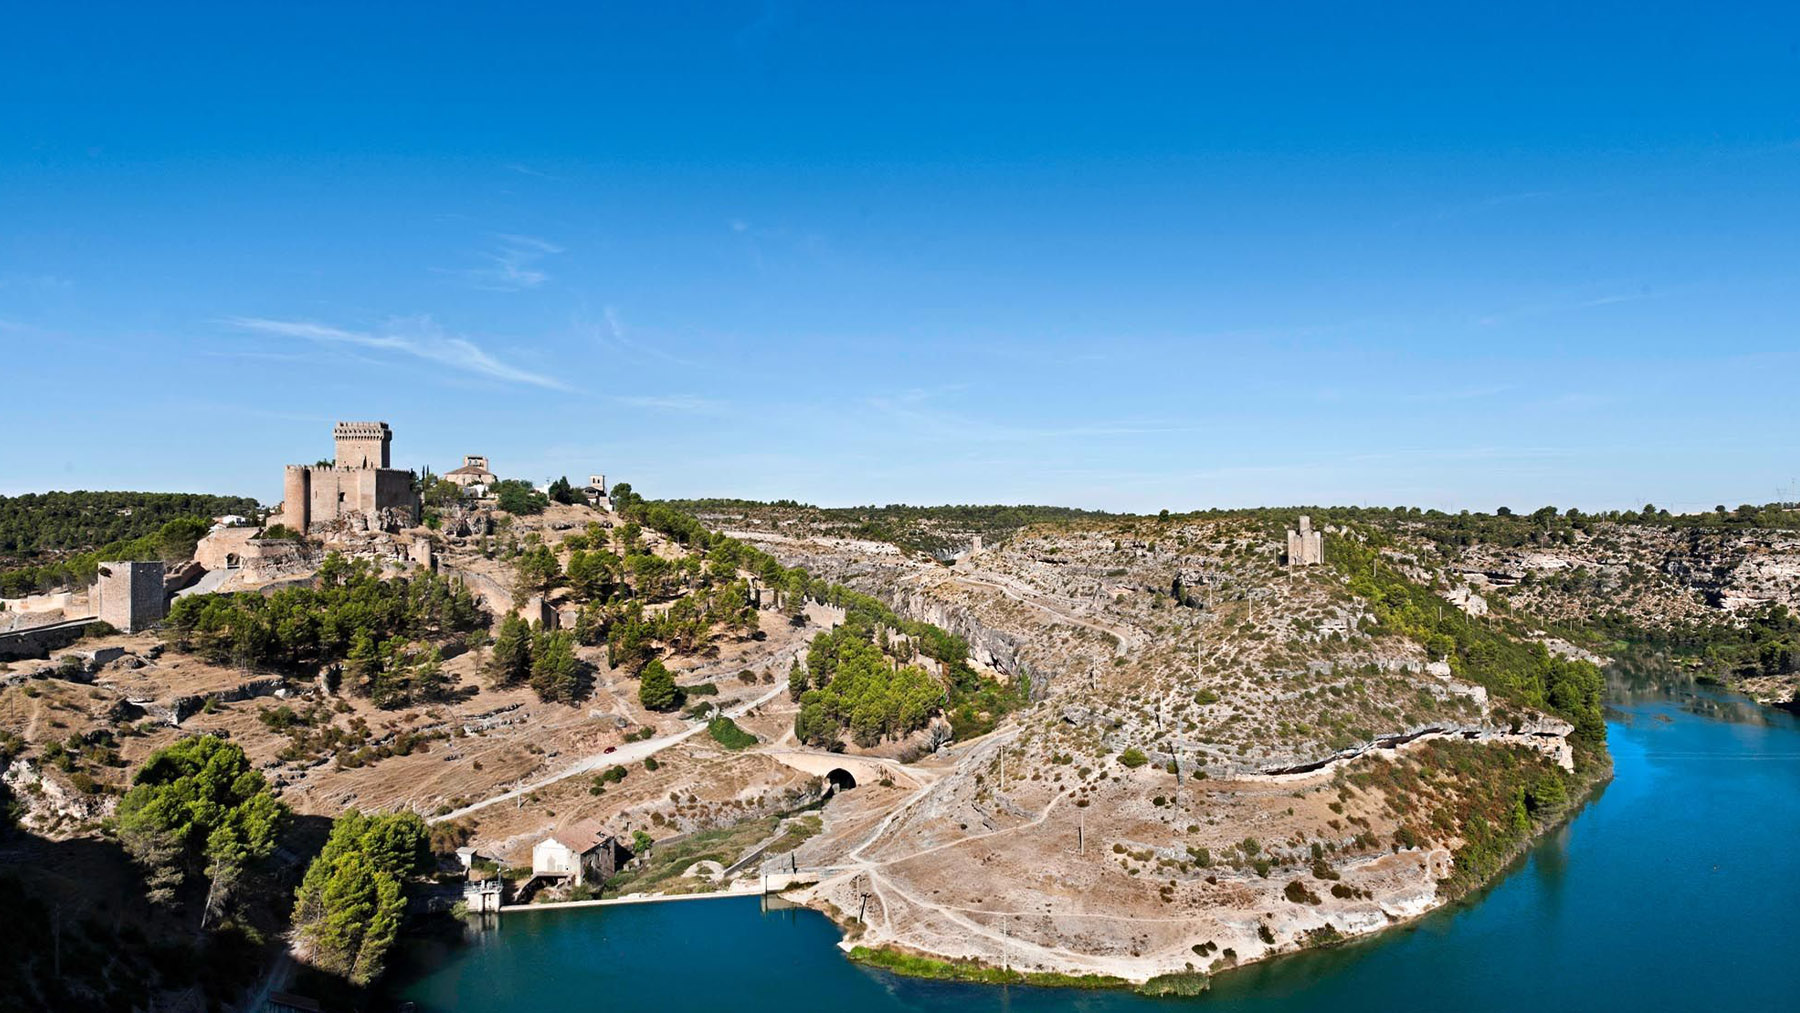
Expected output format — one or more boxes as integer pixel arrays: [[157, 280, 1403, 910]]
[[811, 739, 1614, 991]]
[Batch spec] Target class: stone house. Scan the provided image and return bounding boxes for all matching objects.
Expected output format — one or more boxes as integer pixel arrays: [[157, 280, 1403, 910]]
[[445, 455, 497, 489], [531, 821, 623, 887]]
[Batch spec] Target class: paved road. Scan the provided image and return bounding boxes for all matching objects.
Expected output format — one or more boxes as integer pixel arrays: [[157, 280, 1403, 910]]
[[175, 566, 233, 599]]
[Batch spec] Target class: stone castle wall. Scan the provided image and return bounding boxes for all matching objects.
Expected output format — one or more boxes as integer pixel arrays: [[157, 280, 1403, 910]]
[[95, 561, 166, 633]]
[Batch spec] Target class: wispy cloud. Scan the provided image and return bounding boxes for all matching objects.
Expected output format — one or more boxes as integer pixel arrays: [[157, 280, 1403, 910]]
[[1476, 288, 1657, 327], [726, 217, 830, 269], [612, 394, 727, 414], [1392, 189, 1564, 229], [438, 233, 564, 291], [225, 316, 573, 391], [576, 305, 701, 367], [502, 162, 557, 180]]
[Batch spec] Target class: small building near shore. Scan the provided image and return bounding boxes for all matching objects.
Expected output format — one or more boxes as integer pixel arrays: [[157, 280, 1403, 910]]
[[531, 821, 625, 887]]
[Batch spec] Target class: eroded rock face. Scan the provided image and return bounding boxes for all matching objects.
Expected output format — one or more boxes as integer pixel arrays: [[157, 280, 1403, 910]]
[[890, 586, 1026, 679], [3, 759, 115, 830], [1458, 525, 1800, 623]]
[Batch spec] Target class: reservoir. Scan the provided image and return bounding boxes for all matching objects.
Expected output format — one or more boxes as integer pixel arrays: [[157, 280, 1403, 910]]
[[392, 687, 1800, 1012]]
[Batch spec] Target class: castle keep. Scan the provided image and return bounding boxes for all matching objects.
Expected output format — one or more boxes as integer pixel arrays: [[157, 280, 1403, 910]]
[[282, 421, 418, 533], [1286, 515, 1324, 566]]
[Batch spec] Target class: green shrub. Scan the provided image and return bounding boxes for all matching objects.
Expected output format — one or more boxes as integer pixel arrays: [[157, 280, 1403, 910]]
[[707, 716, 757, 751], [1118, 747, 1149, 768], [1136, 971, 1210, 996], [1284, 880, 1322, 904]]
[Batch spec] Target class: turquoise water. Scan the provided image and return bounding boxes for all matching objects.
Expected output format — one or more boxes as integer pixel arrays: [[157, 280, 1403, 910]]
[[394, 690, 1800, 1012]]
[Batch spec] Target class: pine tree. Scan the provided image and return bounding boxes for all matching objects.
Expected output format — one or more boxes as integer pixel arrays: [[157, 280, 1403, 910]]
[[343, 631, 382, 698], [292, 809, 428, 986], [530, 630, 580, 704], [488, 612, 532, 688], [638, 658, 680, 711]]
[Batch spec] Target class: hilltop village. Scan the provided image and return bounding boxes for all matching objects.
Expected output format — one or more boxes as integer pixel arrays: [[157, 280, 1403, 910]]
[[0, 421, 1796, 1007]]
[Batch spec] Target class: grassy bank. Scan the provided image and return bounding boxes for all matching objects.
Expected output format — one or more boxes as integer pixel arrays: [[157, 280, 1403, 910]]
[[599, 812, 824, 898], [849, 946, 1216, 996], [848, 945, 1129, 989]]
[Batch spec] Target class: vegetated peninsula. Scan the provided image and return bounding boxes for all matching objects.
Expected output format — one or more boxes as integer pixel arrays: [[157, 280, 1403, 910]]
[[2, 437, 1796, 1005]]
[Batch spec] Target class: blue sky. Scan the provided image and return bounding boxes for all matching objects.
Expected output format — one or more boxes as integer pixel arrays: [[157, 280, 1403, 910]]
[[3, 2, 1796, 513]]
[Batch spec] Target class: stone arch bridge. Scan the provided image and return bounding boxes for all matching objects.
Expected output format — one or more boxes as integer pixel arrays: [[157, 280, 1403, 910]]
[[761, 750, 925, 792]]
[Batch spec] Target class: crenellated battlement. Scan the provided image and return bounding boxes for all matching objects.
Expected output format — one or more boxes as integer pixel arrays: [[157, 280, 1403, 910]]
[[333, 420, 392, 470]]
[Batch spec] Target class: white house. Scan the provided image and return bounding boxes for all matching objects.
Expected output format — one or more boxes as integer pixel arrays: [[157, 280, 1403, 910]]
[[531, 821, 621, 887]]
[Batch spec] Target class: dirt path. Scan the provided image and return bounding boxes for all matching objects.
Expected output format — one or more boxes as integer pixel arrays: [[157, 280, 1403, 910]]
[[428, 681, 788, 824], [828, 734, 1160, 978]]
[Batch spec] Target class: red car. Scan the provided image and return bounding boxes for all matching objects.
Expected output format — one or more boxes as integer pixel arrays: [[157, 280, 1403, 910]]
[[604, 746, 617, 753]]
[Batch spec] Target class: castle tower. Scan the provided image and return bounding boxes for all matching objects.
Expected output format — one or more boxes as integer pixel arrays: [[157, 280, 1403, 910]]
[[282, 421, 417, 535], [95, 561, 166, 633], [1286, 515, 1324, 566], [333, 421, 392, 470], [283, 465, 311, 532]]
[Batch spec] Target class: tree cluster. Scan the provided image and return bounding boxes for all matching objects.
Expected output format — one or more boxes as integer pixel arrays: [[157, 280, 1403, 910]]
[[610, 487, 1026, 742], [0, 490, 257, 556], [113, 735, 288, 919], [292, 809, 432, 986], [792, 622, 943, 748], [1599, 602, 1800, 685], [2, 512, 219, 596], [637, 658, 680, 711], [163, 554, 485, 706], [491, 479, 548, 516], [487, 611, 586, 704]]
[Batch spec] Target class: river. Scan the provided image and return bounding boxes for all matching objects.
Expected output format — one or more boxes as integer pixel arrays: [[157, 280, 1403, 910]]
[[391, 685, 1799, 1012]]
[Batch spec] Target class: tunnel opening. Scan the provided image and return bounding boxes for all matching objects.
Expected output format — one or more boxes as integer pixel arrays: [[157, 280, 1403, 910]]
[[825, 768, 858, 793]]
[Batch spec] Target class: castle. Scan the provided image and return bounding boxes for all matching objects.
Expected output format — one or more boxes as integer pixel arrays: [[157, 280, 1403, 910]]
[[281, 421, 419, 533], [1286, 515, 1324, 566]]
